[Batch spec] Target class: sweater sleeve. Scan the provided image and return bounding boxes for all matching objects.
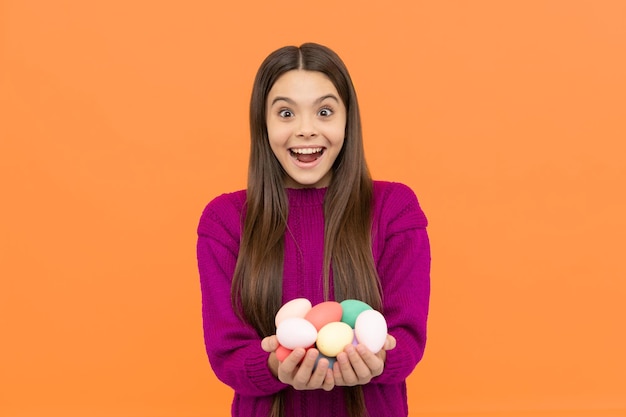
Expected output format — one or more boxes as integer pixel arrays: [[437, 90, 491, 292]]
[[197, 194, 286, 397], [371, 183, 431, 385]]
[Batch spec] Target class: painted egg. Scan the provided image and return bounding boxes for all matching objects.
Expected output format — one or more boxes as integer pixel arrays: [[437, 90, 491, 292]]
[[275, 298, 312, 328], [314, 352, 337, 369], [340, 299, 373, 328], [276, 317, 317, 350], [275, 344, 292, 362], [354, 309, 387, 353], [316, 322, 354, 357], [304, 301, 343, 331]]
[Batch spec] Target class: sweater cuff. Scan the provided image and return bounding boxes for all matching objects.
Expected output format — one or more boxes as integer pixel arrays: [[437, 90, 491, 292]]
[[373, 337, 423, 384], [244, 350, 287, 394]]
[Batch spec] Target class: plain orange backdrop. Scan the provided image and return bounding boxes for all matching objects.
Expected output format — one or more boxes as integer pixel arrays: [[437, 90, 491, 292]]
[[1, 1, 625, 416]]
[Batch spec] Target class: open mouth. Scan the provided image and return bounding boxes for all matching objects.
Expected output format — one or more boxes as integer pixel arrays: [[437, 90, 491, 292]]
[[289, 147, 325, 163]]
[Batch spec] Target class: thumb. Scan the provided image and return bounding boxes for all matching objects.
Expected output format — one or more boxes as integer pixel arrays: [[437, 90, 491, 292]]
[[384, 334, 397, 351], [261, 335, 279, 353]]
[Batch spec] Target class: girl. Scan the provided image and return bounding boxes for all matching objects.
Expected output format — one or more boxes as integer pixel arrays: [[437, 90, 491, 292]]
[[197, 43, 430, 417]]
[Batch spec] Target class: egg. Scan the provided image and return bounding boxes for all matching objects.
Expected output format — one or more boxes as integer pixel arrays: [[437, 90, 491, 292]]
[[275, 344, 292, 362], [275, 298, 312, 328], [314, 352, 336, 369], [316, 321, 354, 357], [276, 317, 317, 350], [340, 299, 373, 328], [354, 309, 387, 353], [304, 301, 343, 331]]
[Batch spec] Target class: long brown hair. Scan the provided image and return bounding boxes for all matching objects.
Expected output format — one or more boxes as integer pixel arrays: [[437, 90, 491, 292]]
[[231, 43, 382, 417]]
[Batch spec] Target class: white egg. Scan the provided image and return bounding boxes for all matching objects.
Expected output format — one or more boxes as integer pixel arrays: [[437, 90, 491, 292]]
[[276, 317, 318, 349], [354, 310, 387, 353], [275, 298, 312, 328]]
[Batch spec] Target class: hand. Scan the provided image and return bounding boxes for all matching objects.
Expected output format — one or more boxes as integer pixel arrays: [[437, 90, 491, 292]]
[[333, 334, 396, 386], [261, 335, 335, 391]]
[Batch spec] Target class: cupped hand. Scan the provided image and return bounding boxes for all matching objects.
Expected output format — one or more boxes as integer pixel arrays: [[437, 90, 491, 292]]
[[333, 334, 396, 386], [261, 335, 335, 391]]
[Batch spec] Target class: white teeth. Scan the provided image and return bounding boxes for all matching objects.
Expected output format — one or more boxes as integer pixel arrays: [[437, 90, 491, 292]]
[[291, 147, 323, 155]]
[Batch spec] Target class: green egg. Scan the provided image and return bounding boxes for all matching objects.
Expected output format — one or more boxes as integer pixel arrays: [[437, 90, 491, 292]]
[[340, 299, 373, 328]]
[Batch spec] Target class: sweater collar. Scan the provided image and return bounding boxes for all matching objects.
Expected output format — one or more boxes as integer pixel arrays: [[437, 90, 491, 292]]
[[285, 187, 327, 207]]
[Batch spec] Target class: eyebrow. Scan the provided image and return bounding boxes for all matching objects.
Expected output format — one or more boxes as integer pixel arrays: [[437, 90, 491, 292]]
[[270, 94, 340, 106]]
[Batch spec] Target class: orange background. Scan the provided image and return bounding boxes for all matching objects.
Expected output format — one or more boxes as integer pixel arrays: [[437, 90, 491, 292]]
[[1, 1, 625, 416]]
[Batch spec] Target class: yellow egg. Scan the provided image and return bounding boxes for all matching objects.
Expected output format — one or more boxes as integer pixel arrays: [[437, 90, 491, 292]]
[[316, 322, 354, 357]]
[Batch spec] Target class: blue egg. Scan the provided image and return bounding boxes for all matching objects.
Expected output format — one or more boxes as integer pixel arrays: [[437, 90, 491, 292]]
[[314, 352, 336, 370]]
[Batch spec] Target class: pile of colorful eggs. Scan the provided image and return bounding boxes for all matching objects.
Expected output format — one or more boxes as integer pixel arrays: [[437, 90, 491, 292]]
[[274, 298, 388, 364]]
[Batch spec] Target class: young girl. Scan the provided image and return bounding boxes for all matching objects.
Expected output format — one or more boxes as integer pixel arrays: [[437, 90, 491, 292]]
[[197, 43, 430, 417]]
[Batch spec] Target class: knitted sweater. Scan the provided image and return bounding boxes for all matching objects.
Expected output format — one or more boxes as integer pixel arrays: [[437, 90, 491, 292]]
[[197, 181, 430, 417]]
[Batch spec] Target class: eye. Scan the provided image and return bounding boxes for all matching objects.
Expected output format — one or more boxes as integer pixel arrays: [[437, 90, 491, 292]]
[[318, 107, 334, 117], [278, 109, 294, 118]]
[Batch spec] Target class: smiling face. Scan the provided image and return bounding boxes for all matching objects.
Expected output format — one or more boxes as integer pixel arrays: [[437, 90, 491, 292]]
[[266, 70, 346, 188]]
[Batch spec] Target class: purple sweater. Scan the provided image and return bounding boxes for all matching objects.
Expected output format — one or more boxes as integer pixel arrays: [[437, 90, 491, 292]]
[[197, 181, 430, 417]]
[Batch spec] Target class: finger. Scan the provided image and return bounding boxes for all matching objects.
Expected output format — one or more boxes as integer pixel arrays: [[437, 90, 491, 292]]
[[336, 350, 358, 385], [307, 355, 330, 388], [384, 334, 397, 351], [322, 368, 335, 391], [292, 349, 320, 389], [261, 335, 279, 353], [277, 348, 306, 383], [332, 358, 345, 386], [356, 344, 384, 377], [346, 345, 372, 380]]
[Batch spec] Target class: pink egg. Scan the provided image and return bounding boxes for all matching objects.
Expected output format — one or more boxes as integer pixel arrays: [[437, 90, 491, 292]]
[[304, 301, 343, 331], [275, 344, 292, 362], [275, 298, 312, 328]]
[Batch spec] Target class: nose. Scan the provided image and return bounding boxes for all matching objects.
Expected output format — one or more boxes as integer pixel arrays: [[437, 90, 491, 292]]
[[296, 115, 317, 139]]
